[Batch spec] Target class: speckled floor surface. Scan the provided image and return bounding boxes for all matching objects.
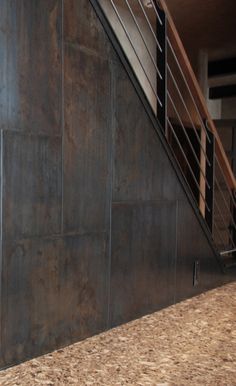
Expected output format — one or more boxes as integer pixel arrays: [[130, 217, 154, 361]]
[[0, 282, 236, 386]]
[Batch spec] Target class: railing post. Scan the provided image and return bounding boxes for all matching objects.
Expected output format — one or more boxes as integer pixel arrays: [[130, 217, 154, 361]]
[[205, 128, 215, 232], [155, 1, 167, 134]]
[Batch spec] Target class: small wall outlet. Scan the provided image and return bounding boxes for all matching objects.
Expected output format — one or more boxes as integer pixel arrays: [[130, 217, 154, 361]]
[[193, 260, 200, 286]]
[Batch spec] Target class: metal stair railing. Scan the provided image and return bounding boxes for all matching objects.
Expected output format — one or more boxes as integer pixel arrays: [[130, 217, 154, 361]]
[[93, 0, 236, 260]]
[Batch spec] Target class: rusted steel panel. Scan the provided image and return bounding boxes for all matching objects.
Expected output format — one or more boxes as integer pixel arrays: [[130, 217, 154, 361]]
[[0, 0, 62, 135], [109, 201, 177, 327], [1, 233, 109, 367], [113, 63, 184, 202], [64, 0, 111, 58], [2, 132, 62, 240], [63, 44, 112, 233], [175, 200, 222, 303]]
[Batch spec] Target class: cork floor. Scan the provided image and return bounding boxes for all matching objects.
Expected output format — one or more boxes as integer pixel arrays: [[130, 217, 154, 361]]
[[0, 282, 236, 386]]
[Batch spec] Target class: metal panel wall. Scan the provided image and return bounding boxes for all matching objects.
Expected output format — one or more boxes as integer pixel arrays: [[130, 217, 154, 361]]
[[0, 0, 234, 369], [0, 0, 111, 367]]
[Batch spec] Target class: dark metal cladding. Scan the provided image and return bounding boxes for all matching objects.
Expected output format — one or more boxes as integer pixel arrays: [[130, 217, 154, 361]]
[[110, 201, 177, 327], [2, 132, 62, 240], [0, 0, 62, 135], [0, 0, 235, 370], [64, 0, 112, 57], [1, 234, 109, 365], [63, 44, 112, 234], [112, 62, 185, 203], [175, 200, 223, 303]]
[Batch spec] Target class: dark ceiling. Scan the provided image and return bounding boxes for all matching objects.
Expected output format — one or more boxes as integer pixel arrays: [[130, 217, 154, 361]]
[[166, 0, 236, 61]]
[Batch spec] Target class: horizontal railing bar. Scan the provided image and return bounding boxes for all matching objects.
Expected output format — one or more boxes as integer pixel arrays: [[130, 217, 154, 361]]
[[124, 0, 162, 79], [136, 0, 163, 52], [215, 155, 236, 208], [214, 221, 232, 229], [214, 200, 236, 250], [150, 0, 163, 26], [110, 0, 163, 106], [167, 63, 211, 166], [167, 38, 211, 144], [220, 248, 236, 256], [167, 117, 211, 213], [168, 91, 210, 189], [213, 224, 228, 251], [214, 128, 236, 190], [214, 177, 236, 232], [160, 0, 236, 191], [95, 0, 236, 257]]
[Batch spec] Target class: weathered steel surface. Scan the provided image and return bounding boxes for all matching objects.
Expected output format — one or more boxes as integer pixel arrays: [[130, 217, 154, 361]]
[[1, 234, 109, 365], [63, 44, 112, 233], [110, 201, 177, 327], [0, 0, 112, 369], [113, 63, 184, 202], [175, 200, 222, 303], [64, 0, 111, 57], [0, 0, 62, 135], [2, 132, 62, 240]]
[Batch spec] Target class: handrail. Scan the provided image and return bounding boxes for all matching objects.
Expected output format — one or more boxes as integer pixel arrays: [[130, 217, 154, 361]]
[[94, 0, 236, 259], [158, 0, 236, 191], [220, 248, 236, 256]]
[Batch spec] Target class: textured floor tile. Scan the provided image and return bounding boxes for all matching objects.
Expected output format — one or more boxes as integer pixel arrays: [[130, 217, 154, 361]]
[[0, 282, 236, 385]]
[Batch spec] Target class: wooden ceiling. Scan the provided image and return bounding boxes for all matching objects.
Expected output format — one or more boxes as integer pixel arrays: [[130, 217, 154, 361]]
[[109, 0, 236, 63], [165, 0, 236, 60]]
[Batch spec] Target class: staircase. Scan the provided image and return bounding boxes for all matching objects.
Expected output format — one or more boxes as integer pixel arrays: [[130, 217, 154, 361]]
[[90, 0, 236, 270]]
